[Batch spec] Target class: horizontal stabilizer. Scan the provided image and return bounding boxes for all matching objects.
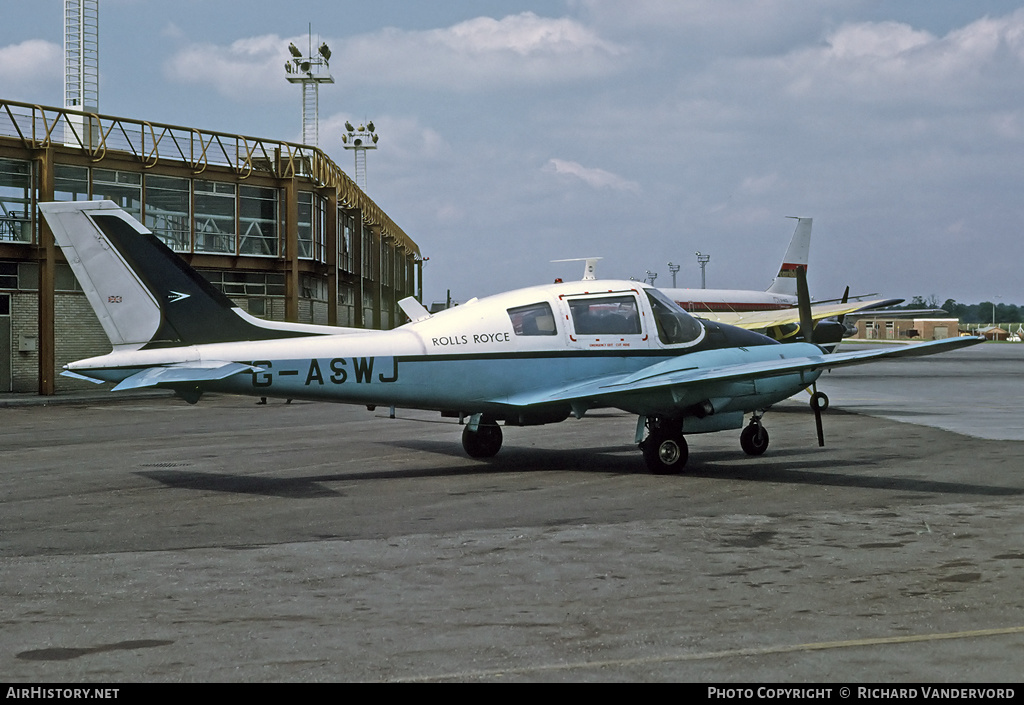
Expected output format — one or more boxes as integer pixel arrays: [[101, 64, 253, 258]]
[[60, 370, 106, 384], [398, 296, 432, 323], [111, 362, 260, 392]]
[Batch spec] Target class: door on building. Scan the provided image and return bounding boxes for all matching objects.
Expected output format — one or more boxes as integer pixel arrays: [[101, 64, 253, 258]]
[[0, 293, 11, 392]]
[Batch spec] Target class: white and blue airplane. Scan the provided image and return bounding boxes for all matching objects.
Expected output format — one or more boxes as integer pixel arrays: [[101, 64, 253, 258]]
[[40, 201, 982, 474]]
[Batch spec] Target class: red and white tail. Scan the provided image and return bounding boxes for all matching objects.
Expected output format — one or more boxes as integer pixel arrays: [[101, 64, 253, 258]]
[[766, 217, 812, 297]]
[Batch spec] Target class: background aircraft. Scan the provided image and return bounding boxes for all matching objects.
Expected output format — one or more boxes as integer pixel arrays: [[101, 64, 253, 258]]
[[560, 219, 901, 351], [41, 201, 981, 474], [660, 217, 813, 313]]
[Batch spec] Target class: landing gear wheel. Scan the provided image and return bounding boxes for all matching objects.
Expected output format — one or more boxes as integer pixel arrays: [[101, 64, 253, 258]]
[[810, 391, 829, 411], [740, 423, 770, 456], [641, 426, 689, 474], [462, 421, 503, 458]]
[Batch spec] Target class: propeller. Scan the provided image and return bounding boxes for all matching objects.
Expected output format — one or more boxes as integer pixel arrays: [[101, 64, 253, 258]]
[[795, 266, 826, 447]]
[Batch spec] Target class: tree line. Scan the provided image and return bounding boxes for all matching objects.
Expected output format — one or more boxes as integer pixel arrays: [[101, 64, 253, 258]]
[[894, 296, 1022, 324]]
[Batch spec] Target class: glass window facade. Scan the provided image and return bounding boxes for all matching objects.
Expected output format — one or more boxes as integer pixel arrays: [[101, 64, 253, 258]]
[[194, 180, 236, 254], [339, 210, 355, 273], [0, 261, 17, 288], [144, 175, 191, 251], [54, 165, 89, 202], [92, 168, 141, 217], [296, 191, 326, 262], [239, 185, 279, 256], [0, 158, 32, 243]]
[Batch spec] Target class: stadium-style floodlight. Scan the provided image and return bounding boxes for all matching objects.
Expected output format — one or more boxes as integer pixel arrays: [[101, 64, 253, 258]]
[[284, 28, 334, 147], [696, 252, 711, 288], [667, 262, 681, 287], [343, 120, 379, 192]]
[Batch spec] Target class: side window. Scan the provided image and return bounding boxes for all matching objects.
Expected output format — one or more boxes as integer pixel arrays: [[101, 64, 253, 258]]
[[645, 289, 704, 345], [508, 302, 557, 336], [568, 295, 642, 335]]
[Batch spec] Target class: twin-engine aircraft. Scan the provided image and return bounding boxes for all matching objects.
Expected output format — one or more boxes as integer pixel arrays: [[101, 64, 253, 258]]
[[40, 201, 981, 473]]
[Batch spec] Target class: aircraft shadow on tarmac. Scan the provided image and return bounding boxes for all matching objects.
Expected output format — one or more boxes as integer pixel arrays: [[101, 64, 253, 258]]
[[683, 460, 1023, 497], [135, 440, 1023, 499], [134, 443, 640, 498]]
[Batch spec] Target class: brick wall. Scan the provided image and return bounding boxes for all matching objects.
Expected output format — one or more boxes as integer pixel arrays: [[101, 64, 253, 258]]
[[9, 292, 110, 392]]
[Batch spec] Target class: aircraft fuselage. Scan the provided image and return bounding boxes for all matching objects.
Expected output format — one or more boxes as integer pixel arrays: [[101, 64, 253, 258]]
[[68, 281, 825, 429]]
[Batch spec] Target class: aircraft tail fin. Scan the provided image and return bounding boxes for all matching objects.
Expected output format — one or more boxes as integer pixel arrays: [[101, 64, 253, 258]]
[[39, 200, 353, 350], [765, 217, 812, 297]]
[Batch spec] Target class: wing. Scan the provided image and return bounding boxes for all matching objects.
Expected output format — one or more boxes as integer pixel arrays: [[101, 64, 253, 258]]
[[700, 298, 903, 330], [847, 308, 947, 319], [500, 336, 982, 412]]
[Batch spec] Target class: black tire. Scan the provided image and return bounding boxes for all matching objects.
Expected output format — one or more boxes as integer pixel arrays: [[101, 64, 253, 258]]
[[641, 428, 689, 474], [740, 423, 770, 456], [810, 391, 829, 411], [462, 421, 503, 458]]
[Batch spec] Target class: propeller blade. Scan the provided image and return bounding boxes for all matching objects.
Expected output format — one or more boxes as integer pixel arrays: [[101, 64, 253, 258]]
[[795, 265, 814, 345], [797, 266, 826, 446], [812, 384, 825, 447]]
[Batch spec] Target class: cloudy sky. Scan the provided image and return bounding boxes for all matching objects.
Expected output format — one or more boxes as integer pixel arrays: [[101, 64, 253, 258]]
[[3, 1, 1023, 307]]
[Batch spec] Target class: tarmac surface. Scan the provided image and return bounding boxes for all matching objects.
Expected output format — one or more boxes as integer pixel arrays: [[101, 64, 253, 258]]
[[1, 342, 1023, 682]]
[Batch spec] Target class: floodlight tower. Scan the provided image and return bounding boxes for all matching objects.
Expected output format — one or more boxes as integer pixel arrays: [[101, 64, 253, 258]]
[[696, 251, 711, 288], [342, 120, 379, 192], [667, 262, 681, 287], [64, 0, 100, 148], [284, 31, 334, 147]]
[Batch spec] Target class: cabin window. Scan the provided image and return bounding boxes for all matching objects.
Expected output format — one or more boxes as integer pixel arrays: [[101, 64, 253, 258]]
[[645, 289, 704, 345], [508, 302, 557, 336], [567, 295, 642, 335]]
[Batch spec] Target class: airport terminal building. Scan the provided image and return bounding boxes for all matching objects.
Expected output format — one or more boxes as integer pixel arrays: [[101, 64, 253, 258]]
[[0, 98, 422, 394]]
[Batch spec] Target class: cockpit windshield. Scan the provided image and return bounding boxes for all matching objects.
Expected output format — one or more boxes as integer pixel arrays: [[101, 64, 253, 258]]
[[645, 288, 705, 345]]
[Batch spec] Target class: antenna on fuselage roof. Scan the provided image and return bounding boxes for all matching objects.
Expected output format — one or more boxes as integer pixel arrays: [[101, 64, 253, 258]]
[[551, 257, 602, 281]]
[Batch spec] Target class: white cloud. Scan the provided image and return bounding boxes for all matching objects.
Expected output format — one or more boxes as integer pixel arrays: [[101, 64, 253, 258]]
[[777, 11, 1024, 104], [372, 12, 626, 88], [573, 0, 844, 53], [544, 158, 640, 193], [164, 13, 626, 99], [0, 39, 62, 86], [164, 34, 292, 101]]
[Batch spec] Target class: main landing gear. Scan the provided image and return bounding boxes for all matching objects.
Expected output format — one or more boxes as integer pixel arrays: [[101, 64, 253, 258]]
[[462, 418, 503, 458], [739, 415, 770, 456], [639, 418, 688, 475], [640, 412, 775, 474]]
